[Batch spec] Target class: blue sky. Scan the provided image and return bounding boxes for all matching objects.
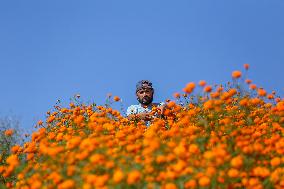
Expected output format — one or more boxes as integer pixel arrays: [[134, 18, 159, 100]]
[[0, 0, 283, 132]]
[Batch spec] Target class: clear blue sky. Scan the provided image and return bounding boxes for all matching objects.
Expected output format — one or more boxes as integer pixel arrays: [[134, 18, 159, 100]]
[[0, 0, 283, 132]]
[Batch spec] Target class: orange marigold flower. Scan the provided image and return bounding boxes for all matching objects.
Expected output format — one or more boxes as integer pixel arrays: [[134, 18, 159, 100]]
[[248, 178, 260, 187], [5, 182, 12, 188], [230, 156, 243, 168], [48, 172, 62, 184], [4, 129, 14, 136], [232, 70, 242, 79], [37, 120, 43, 125], [188, 144, 199, 154], [69, 102, 75, 108], [113, 96, 120, 102], [217, 86, 224, 92], [113, 169, 124, 183], [228, 168, 239, 178], [11, 145, 21, 154], [244, 63, 250, 70], [217, 177, 225, 183], [95, 174, 109, 187], [184, 179, 197, 188], [66, 136, 81, 150], [199, 80, 206, 87], [257, 88, 267, 97], [206, 166, 216, 177], [245, 79, 252, 84], [198, 176, 210, 187], [167, 101, 176, 108], [267, 94, 274, 99], [127, 170, 141, 184], [173, 92, 180, 98], [239, 98, 249, 106], [156, 155, 167, 164], [47, 115, 56, 123], [203, 100, 214, 110], [30, 180, 42, 189], [249, 84, 257, 90], [164, 183, 177, 189], [210, 92, 220, 99], [74, 115, 85, 125], [67, 166, 76, 176], [6, 154, 19, 167], [183, 82, 195, 94], [270, 157, 281, 167], [204, 86, 212, 93], [58, 179, 75, 189]]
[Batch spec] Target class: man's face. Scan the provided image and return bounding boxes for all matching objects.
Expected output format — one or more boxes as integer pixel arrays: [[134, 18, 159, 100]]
[[136, 88, 154, 106]]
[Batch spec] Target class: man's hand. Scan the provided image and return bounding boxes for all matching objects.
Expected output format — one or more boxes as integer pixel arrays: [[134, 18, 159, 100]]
[[157, 104, 166, 116], [139, 112, 152, 121], [127, 112, 152, 122]]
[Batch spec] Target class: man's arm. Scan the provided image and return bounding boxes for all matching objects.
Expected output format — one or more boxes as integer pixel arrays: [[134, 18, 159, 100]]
[[152, 102, 166, 117], [127, 112, 152, 121], [126, 105, 152, 122]]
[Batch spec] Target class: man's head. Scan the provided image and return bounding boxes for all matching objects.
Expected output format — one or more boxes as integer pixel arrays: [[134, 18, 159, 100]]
[[136, 80, 154, 106]]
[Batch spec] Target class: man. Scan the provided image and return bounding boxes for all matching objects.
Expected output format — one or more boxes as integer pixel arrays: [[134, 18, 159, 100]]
[[126, 80, 165, 125]]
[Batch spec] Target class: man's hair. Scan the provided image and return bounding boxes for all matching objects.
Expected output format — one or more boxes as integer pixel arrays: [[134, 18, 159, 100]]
[[136, 80, 154, 93]]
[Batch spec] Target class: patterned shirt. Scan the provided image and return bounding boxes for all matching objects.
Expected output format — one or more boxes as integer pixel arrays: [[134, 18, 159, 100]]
[[126, 102, 165, 126], [126, 102, 164, 115]]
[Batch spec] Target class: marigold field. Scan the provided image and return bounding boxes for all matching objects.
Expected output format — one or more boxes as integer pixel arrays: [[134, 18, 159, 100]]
[[1, 65, 284, 189]]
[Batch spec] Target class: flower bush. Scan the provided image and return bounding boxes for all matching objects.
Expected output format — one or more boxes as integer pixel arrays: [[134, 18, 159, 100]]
[[0, 117, 24, 188], [1, 65, 284, 189]]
